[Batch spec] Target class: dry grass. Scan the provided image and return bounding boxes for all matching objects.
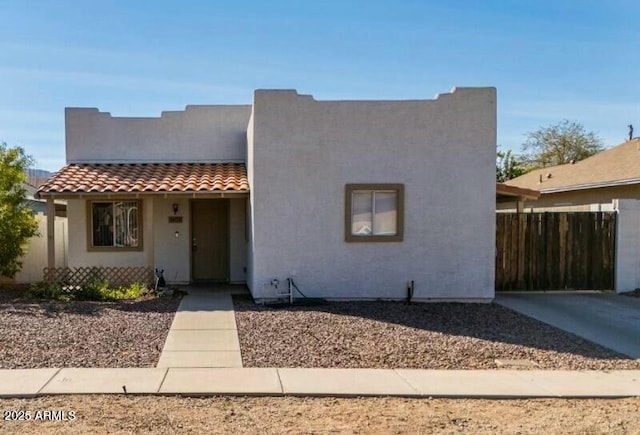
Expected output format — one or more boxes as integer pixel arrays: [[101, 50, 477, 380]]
[[1, 395, 639, 434]]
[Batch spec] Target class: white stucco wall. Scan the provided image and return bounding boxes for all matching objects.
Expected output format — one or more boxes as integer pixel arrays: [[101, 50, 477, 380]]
[[249, 88, 496, 301], [246, 111, 255, 291], [67, 198, 154, 268], [66, 105, 251, 163], [614, 199, 640, 293]]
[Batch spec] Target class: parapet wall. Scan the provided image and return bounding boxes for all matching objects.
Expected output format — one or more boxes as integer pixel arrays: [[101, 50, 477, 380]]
[[66, 105, 251, 163], [248, 87, 497, 300]]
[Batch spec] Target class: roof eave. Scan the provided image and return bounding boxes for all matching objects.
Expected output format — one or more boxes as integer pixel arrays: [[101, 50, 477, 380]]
[[496, 183, 540, 200], [538, 177, 640, 194], [35, 190, 250, 200]]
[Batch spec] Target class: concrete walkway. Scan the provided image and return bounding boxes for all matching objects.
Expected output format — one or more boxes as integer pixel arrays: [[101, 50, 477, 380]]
[[1, 368, 639, 398], [157, 288, 243, 368], [496, 292, 640, 359]]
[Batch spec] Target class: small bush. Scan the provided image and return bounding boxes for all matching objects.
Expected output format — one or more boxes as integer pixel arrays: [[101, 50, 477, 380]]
[[100, 282, 149, 301], [26, 281, 150, 301], [27, 282, 71, 301], [75, 278, 109, 300]]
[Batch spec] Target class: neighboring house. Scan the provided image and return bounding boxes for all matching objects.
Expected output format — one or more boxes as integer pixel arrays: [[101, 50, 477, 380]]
[[36, 87, 497, 302], [501, 138, 640, 211], [23, 182, 67, 217], [503, 139, 640, 293]]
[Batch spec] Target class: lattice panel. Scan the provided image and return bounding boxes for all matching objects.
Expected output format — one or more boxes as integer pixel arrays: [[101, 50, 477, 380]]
[[43, 267, 154, 287]]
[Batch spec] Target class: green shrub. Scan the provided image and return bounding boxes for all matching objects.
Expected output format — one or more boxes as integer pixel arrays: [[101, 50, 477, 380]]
[[99, 282, 149, 301], [72, 278, 107, 300], [26, 282, 70, 301], [26, 281, 150, 301]]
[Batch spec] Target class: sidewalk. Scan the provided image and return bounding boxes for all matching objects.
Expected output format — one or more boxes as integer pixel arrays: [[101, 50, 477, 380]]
[[1, 368, 639, 399], [157, 289, 242, 368]]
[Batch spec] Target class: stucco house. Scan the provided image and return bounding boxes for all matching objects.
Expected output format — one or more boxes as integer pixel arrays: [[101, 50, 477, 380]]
[[36, 87, 496, 302]]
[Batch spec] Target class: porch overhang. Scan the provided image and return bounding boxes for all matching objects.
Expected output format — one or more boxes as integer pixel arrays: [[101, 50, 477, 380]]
[[496, 183, 540, 202], [496, 183, 540, 213], [35, 191, 249, 200], [35, 162, 250, 199]]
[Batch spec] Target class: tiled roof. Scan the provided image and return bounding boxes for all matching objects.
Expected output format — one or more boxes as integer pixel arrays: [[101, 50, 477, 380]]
[[505, 139, 640, 193], [36, 163, 249, 196]]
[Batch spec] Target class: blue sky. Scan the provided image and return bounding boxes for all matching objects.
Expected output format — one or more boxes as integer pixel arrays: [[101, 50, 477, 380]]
[[1, 0, 639, 171]]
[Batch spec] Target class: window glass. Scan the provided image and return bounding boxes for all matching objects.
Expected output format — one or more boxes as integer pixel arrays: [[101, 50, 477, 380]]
[[345, 184, 403, 243], [91, 201, 139, 248], [351, 191, 373, 235], [373, 191, 397, 235], [92, 203, 113, 247]]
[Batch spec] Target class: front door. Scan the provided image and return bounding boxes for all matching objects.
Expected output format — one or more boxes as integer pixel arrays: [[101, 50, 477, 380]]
[[191, 200, 229, 282]]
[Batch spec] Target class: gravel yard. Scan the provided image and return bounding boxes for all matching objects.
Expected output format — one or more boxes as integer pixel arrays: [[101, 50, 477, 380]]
[[1, 396, 639, 434], [234, 296, 640, 370], [0, 289, 179, 368]]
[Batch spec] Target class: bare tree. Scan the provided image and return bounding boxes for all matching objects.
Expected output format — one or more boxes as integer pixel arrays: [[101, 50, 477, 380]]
[[521, 120, 603, 168]]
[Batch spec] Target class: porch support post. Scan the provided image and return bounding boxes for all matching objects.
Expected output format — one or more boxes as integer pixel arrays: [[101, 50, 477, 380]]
[[46, 197, 55, 270], [516, 199, 525, 213]]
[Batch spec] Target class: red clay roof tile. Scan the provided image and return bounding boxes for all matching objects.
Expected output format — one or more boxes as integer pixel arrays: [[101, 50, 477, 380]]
[[36, 163, 249, 196]]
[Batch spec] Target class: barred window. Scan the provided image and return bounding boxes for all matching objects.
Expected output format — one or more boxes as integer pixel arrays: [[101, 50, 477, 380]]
[[90, 201, 141, 249]]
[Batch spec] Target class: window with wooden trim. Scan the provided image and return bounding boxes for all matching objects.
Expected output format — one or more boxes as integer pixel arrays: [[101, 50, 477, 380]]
[[89, 200, 142, 249], [345, 184, 404, 242]]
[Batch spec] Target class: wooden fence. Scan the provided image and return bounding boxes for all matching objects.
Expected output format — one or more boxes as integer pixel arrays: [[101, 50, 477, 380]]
[[496, 212, 616, 291]]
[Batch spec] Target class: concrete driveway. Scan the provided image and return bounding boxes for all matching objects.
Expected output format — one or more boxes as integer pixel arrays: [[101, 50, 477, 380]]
[[495, 292, 640, 359]]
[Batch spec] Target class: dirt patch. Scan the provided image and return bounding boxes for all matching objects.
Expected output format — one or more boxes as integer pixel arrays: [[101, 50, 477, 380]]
[[0, 395, 638, 434], [234, 297, 640, 370], [0, 290, 180, 368]]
